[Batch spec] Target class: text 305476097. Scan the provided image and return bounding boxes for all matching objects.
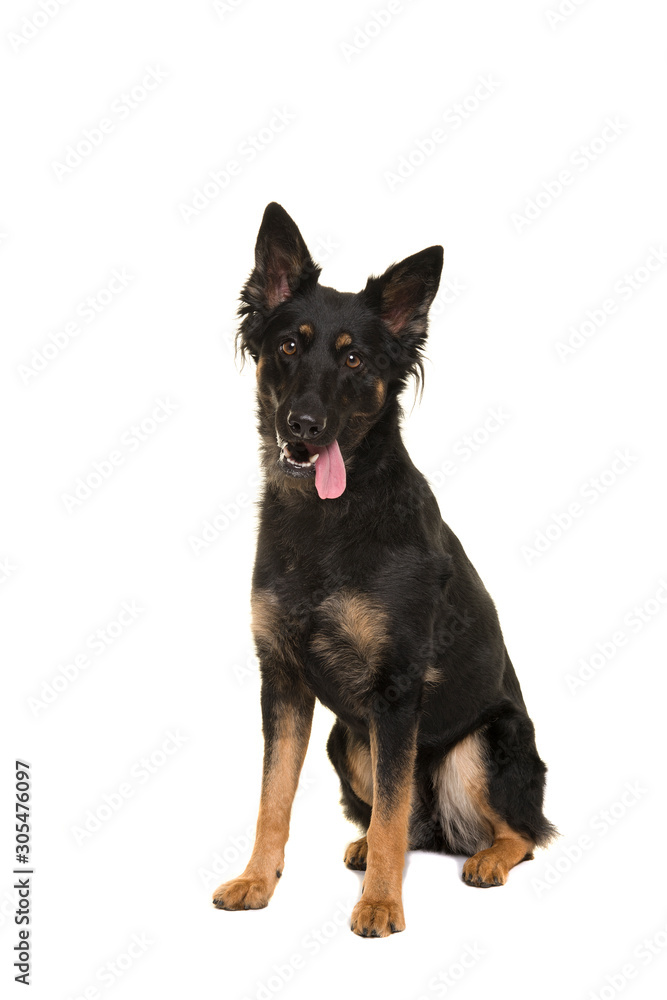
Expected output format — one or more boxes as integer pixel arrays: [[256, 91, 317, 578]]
[[14, 760, 32, 985]]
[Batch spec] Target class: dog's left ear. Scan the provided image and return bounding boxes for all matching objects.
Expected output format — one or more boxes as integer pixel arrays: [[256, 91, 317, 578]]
[[364, 246, 443, 342], [241, 202, 321, 315]]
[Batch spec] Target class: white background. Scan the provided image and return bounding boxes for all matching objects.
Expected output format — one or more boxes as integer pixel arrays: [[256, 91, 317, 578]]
[[2, 0, 666, 997]]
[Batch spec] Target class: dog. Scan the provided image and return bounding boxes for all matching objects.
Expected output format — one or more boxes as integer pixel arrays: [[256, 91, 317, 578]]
[[212, 203, 556, 937]]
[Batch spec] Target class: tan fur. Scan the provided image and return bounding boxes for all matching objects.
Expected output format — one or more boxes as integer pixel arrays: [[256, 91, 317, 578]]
[[351, 724, 416, 937], [344, 835, 368, 870], [250, 714, 307, 871], [310, 591, 389, 705], [250, 589, 280, 643], [347, 739, 373, 805], [435, 731, 494, 855], [335, 332, 352, 350], [462, 818, 534, 887], [423, 665, 441, 685], [436, 729, 535, 885], [299, 322, 314, 339], [250, 589, 301, 674], [347, 381, 387, 429], [212, 704, 314, 910]]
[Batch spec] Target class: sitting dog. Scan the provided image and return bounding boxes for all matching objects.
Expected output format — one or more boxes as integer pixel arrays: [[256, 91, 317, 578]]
[[213, 203, 556, 937]]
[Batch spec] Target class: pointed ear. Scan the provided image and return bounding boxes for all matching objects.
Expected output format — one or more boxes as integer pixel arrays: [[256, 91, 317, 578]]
[[364, 246, 443, 340], [241, 203, 321, 314]]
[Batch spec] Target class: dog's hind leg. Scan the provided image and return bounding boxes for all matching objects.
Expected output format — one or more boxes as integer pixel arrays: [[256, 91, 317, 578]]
[[326, 720, 372, 870], [462, 819, 533, 887], [435, 716, 556, 887], [463, 710, 556, 886]]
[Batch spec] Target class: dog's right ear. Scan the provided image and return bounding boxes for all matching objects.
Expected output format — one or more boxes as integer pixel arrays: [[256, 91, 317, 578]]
[[241, 203, 321, 317]]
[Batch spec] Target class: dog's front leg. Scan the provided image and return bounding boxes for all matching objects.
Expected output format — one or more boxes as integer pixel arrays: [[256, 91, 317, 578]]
[[213, 681, 315, 910], [350, 710, 417, 937]]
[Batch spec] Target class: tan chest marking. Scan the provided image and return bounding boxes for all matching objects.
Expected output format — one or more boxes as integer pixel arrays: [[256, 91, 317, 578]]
[[251, 589, 303, 675], [310, 590, 389, 704]]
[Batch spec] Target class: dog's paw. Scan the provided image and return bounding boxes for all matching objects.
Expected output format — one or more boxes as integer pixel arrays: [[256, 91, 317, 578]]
[[212, 874, 275, 910], [344, 836, 368, 871], [350, 897, 405, 938], [462, 849, 508, 888]]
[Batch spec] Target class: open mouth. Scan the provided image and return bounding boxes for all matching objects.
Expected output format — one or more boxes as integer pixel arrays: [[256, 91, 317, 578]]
[[279, 440, 320, 475], [277, 437, 347, 499]]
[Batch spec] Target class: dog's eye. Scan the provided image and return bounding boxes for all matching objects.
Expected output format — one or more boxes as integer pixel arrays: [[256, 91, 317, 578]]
[[281, 340, 297, 356], [346, 353, 361, 369]]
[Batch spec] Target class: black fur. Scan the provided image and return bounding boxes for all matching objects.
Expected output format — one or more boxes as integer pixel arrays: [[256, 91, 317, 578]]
[[238, 203, 555, 865]]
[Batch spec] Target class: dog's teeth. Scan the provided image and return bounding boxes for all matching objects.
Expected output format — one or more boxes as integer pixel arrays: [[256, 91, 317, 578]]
[[308, 453, 319, 463]]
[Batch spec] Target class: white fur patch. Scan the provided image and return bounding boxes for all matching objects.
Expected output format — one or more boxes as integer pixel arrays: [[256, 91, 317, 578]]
[[434, 731, 493, 855]]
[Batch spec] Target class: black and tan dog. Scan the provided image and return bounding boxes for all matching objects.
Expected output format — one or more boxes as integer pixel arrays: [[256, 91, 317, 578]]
[[213, 203, 556, 937]]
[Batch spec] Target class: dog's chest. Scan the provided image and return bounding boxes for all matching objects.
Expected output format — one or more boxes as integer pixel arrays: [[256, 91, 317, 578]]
[[251, 580, 389, 718]]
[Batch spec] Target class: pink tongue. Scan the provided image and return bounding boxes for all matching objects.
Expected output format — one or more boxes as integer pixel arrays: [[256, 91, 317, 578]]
[[313, 440, 346, 499]]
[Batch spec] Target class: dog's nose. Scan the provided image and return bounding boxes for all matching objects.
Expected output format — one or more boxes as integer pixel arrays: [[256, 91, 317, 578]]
[[287, 411, 326, 440]]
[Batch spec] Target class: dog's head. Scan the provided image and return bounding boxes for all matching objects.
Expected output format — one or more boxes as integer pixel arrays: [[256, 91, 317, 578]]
[[237, 203, 443, 499]]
